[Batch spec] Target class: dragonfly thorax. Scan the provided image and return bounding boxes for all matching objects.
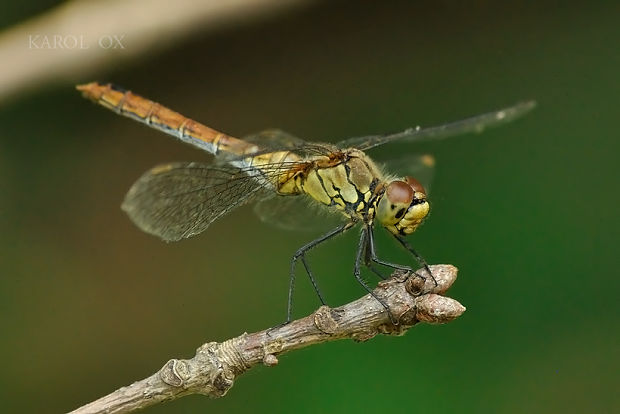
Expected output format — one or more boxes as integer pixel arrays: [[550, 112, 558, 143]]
[[375, 177, 429, 236], [292, 149, 382, 219]]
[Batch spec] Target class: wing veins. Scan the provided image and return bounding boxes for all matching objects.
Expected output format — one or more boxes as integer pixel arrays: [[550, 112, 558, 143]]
[[337, 100, 536, 150]]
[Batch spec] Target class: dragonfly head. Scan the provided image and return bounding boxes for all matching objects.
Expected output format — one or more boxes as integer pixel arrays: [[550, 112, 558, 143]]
[[376, 177, 429, 235]]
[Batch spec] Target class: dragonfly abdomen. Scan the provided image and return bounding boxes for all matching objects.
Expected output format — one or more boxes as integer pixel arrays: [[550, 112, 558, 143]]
[[77, 82, 258, 158]]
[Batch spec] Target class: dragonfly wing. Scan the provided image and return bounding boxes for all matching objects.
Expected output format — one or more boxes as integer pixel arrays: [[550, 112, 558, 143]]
[[243, 129, 339, 156], [253, 194, 346, 232], [214, 129, 336, 167], [336, 100, 536, 151], [122, 162, 269, 241], [242, 129, 305, 148]]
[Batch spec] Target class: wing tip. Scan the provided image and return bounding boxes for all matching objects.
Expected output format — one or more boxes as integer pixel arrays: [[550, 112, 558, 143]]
[[499, 99, 537, 121]]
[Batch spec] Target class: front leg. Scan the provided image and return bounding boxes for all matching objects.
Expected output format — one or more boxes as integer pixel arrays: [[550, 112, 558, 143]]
[[366, 226, 436, 286], [365, 225, 412, 272], [393, 234, 437, 287]]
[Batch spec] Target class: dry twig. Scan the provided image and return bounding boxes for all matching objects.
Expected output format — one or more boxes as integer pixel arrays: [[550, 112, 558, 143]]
[[70, 264, 465, 414]]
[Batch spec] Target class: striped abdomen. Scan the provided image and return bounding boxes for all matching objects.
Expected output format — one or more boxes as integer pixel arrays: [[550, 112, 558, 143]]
[[77, 82, 302, 189], [77, 82, 259, 158]]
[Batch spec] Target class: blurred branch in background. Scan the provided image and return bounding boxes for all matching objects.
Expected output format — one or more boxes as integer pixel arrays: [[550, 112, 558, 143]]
[[0, 0, 314, 103], [70, 265, 465, 414]]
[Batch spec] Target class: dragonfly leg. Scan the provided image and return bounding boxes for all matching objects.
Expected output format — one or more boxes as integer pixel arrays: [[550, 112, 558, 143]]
[[364, 229, 387, 280], [286, 222, 354, 323], [363, 236, 388, 280], [365, 261, 388, 280], [355, 227, 398, 325], [393, 234, 437, 287], [301, 255, 326, 305], [366, 225, 413, 273]]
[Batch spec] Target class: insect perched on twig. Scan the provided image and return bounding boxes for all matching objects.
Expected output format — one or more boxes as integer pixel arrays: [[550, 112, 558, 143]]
[[78, 82, 535, 323]]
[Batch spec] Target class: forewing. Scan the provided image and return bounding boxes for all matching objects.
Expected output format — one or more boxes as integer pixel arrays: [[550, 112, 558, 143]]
[[242, 129, 337, 156], [242, 129, 306, 149], [214, 129, 338, 169], [122, 162, 269, 241], [336, 100, 536, 151]]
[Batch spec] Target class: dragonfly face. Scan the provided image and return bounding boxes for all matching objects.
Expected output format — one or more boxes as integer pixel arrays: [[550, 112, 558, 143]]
[[375, 176, 429, 236]]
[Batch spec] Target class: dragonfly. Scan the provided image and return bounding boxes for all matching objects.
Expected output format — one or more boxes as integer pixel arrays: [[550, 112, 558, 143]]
[[77, 82, 535, 323]]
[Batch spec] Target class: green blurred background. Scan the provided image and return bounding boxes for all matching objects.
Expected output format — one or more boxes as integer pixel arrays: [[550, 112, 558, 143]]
[[1, 1, 618, 413]]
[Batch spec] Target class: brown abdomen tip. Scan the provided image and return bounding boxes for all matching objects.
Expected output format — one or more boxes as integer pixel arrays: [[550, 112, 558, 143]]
[[76, 81, 103, 101]]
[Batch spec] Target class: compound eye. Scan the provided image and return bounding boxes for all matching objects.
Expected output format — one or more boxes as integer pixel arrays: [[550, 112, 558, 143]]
[[386, 181, 414, 205], [405, 176, 426, 196]]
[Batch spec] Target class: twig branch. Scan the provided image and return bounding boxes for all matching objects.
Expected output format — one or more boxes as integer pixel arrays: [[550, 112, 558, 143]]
[[70, 264, 465, 414]]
